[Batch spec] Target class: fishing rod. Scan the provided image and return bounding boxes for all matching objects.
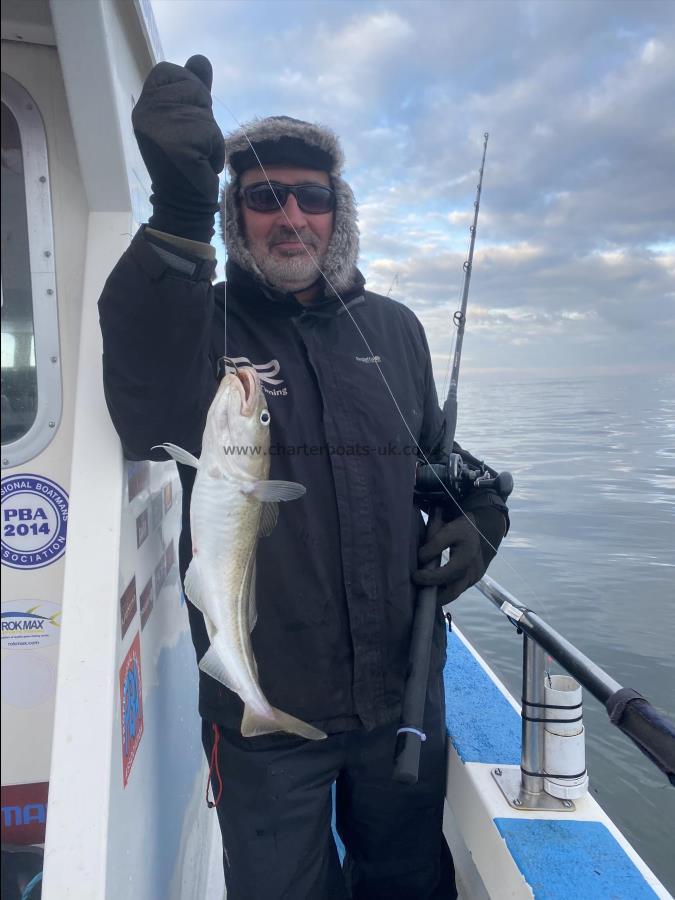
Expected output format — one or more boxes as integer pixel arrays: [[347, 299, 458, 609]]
[[393, 133, 513, 784]]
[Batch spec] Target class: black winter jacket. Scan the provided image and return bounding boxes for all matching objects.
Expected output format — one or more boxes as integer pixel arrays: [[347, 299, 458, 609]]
[[99, 228, 503, 733]]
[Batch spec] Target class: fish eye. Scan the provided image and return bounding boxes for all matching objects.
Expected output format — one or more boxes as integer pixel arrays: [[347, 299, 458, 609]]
[[260, 410, 270, 426]]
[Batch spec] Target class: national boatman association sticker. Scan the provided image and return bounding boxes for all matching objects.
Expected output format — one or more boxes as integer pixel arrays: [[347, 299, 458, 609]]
[[1, 475, 68, 570]]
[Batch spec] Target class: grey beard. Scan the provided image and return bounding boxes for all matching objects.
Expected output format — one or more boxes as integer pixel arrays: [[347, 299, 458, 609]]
[[251, 247, 326, 293]]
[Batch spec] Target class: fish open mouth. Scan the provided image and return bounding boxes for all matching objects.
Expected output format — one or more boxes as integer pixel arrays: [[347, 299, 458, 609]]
[[236, 368, 258, 416]]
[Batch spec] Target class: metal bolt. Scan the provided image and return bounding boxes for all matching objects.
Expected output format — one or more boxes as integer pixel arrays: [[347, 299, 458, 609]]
[[494, 768, 502, 777], [39, 176, 46, 183], [47, 289, 54, 295], [48, 421, 55, 428], [513, 798, 522, 807], [50, 356, 58, 363], [2, 459, 9, 466], [563, 800, 573, 809], [44, 250, 52, 258]]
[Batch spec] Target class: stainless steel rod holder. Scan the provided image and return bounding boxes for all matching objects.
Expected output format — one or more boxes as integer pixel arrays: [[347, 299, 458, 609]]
[[521, 634, 545, 794]]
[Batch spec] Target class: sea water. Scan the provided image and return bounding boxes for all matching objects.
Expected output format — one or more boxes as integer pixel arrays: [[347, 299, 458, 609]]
[[451, 371, 675, 891]]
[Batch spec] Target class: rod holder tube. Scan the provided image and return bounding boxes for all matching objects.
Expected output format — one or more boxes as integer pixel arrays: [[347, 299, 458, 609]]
[[543, 675, 589, 799], [477, 575, 675, 786], [521, 634, 545, 794]]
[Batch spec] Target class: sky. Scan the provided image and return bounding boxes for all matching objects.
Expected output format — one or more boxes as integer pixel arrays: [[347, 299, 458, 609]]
[[149, 0, 675, 378]]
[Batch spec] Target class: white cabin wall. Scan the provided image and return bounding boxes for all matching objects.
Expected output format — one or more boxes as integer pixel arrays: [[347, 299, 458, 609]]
[[37, 1, 223, 897], [1, 34, 88, 829]]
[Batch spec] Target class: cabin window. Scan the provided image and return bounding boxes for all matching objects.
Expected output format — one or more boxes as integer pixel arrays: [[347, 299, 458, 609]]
[[2, 101, 37, 444], [1, 76, 61, 467]]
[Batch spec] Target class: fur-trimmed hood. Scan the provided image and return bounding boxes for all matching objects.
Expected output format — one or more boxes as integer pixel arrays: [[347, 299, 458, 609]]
[[221, 116, 360, 295]]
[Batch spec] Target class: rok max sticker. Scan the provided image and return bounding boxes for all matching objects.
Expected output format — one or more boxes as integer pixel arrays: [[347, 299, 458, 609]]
[[119, 632, 144, 787]]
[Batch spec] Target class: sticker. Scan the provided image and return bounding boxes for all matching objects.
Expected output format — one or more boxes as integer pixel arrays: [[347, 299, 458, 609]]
[[150, 492, 163, 532], [164, 539, 175, 574], [119, 577, 137, 639], [1, 475, 68, 570], [163, 481, 173, 513], [1, 600, 61, 650], [127, 461, 149, 504], [1, 782, 49, 845], [119, 632, 144, 787], [139, 577, 153, 630], [136, 509, 149, 549], [1, 653, 56, 707], [154, 555, 166, 596]]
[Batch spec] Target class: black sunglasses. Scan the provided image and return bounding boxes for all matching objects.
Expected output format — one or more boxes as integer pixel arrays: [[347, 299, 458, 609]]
[[242, 181, 335, 215]]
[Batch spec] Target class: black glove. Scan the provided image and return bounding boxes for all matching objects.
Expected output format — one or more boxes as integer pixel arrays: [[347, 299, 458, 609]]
[[132, 55, 225, 243], [412, 501, 507, 604]]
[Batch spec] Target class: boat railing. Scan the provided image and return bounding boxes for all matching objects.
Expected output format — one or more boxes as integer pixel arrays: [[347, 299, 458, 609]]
[[472, 575, 675, 809]]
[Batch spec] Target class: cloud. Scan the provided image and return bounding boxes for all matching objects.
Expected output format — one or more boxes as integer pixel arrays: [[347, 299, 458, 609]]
[[149, 0, 675, 373]]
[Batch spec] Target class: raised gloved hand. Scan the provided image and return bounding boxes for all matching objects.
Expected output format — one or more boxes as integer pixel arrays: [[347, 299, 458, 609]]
[[412, 501, 508, 604], [132, 55, 225, 243]]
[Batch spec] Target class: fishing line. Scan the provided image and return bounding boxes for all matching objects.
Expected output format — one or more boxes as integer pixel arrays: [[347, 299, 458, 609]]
[[218, 169, 229, 362], [210, 92, 545, 613]]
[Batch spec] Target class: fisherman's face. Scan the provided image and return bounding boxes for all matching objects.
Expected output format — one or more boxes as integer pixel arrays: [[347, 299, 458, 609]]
[[240, 165, 334, 295]]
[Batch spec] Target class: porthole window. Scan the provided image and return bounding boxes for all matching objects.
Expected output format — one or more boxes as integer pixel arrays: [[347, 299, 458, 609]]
[[2, 101, 37, 444], [1, 75, 61, 468]]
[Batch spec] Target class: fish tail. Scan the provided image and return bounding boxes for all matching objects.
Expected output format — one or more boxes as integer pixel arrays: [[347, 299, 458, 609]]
[[241, 705, 327, 741]]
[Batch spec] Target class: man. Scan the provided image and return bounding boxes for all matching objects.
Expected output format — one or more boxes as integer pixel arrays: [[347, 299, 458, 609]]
[[99, 56, 509, 899]]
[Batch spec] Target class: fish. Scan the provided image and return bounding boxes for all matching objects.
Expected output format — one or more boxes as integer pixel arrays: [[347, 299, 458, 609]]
[[156, 366, 326, 741]]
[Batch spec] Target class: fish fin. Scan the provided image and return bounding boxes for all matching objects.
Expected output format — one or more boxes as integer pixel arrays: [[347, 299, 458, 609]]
[[198, 644, 239, 693], [183, 560, 203, 610], [241, 705, 327, 741], [250, 480, 306, 502], [259, 502, 279, 537], [152, 443, 200, 468], [184, 560, 216, 639]]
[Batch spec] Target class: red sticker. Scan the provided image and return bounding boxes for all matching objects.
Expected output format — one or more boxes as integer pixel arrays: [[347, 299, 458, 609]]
[[0, 782, 49, 845], [119, 632, 144, 787]]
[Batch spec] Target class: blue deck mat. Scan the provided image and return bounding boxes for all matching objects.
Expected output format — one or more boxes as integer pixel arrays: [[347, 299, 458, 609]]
[[443, 629, 521, 765], [495, 818, 658, 899]]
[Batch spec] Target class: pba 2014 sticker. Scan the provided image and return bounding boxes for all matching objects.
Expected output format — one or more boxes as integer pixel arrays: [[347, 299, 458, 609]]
[[119, 632, 144, 787], [1, 475, 68, 570]]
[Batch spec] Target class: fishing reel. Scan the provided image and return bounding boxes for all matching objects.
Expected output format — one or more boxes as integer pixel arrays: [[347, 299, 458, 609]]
[[414, 452, 513, 510]]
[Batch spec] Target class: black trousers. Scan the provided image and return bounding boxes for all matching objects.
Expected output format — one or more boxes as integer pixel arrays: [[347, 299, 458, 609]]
[[201, 672, 457, 900]]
